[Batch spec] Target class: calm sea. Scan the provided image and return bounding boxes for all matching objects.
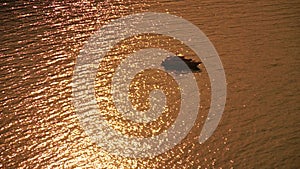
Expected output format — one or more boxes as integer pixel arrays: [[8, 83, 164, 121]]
[[0, 0, 299, 168]]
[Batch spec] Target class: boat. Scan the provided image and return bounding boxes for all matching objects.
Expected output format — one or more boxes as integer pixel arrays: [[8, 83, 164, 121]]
[[161, 55, 202, 72]]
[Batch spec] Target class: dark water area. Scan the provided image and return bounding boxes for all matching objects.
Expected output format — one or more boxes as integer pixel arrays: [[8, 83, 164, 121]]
[[0, 0, 299, 168]]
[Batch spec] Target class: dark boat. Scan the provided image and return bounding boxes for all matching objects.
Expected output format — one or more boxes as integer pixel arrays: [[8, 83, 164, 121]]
[[161, 55, 202, 72]]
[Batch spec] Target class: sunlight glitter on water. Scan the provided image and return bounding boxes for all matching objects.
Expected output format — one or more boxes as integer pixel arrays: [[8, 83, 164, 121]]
[[1, 0, 299, 168]]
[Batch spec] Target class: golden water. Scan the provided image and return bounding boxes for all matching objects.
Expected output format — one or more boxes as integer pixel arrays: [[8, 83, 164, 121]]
[[0, 0, 299, 168]]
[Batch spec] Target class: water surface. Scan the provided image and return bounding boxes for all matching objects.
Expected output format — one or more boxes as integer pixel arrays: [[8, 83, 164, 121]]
[[0, 0, 299, 168]]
